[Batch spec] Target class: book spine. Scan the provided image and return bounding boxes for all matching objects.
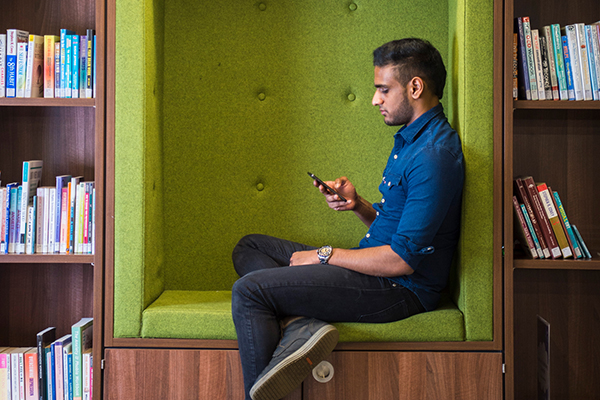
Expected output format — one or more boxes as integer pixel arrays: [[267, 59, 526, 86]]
[[55, 176, 70, 253], [25, 35, 36, 98], [592, 25, 600, 101], [44, 36, 57, 98], [71, 35, 79, 99], [27, 202, 36, 255], [1, 186, 11, 253], [16, 42, 28, 98], [80, 36, 87, 96], [31, 37, 44, 98], [564, 25, 584, 100], [0, 188, 6, 253], [542, 26, 559, 100], [513, 196, 537, 258], [85, 30, 94, 98], [523, 17, 538, 100], [514, 178, 549, 258], [521, 204, 543, 258], [523, 177, 561, 258], [539, 35, 553, 99], [42, 187, 51, 253], [6, 30, 29, 98], [24, 351, 38, 400], [53, 344, 63, 400], [561, 35, 576, 100], [572, 225, 592, 259], [93, 35, 96, 98], [585, 25, 600, 100], [532, 30, 547, 100], [537, 183, 572, 258], [36, 189, 44, 254], [575, 23, 593, 100], [64, 35, 72, 98], [54, 42, 61, 98], [8, 185, 18, 254], [48, 188, 56, 253], [553, 191, 582, 258], [513, 33, 519, 99], [59, 187, 69, 253], [16, 186, 23, 254], [0, 34, 6, 97], [551, 24, 568, 100]]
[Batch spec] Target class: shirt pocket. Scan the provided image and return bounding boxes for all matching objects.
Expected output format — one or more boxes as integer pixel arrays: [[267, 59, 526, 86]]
[[382, 173, 402, 190]]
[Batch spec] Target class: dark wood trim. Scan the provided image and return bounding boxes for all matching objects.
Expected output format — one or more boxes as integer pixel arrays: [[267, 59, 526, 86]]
[[0, 98, 96, 107], [514, 100, 600, 109], [514, 258, 600, 270], [0, 254, 94, 263]]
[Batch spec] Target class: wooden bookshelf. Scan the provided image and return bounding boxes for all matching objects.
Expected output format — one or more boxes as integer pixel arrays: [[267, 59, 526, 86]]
[[502, 0, 600, 398], [0, 0, 105, 398]]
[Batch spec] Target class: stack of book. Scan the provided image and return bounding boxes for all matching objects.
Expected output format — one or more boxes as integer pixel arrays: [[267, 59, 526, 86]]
[[514, 17, 600, 101], [0, 161, 96, 255], [0, 318, 93, 400], [0, 28, 96, 99], [513, 176, 592, 259]]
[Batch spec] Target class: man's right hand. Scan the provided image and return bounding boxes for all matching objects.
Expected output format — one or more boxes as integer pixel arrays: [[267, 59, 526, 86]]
[[313, 176, 357, 211]]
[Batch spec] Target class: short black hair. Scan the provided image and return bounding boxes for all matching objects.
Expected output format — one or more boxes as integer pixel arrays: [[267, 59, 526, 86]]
[[373, 38, 446, 99]]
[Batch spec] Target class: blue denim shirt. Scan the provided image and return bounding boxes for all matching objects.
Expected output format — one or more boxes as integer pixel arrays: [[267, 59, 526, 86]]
[[358, 104, 464, 311]]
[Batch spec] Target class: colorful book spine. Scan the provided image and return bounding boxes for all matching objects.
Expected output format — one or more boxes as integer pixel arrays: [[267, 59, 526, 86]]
[[585, 25, 599, 101], [521, 203, 543, 258], [562, 35, 576, 100], [553, 191, 582, 259], [68, 176, 82, 254], [24, 349, 39, 400], [0, 187, 6, 253], [572, 225, 592, 259], [80, 36, 87, 96], [537, 183, 572, 258], [8, 184, 18, 253], [523, 176, 561, 258], [44, 35, 59, 98], [564, 25, 584, 100], [513, 196, 537, 258], [55, 175, 71, 253], [574, 23, 593, 100], [16, 41, 28, 98], [0, 34, 6, 97], [26, 200, 36, 254], [522, 17, 539, 100], [591, 25, 600, 101], [6, 29, 29, 98], [19, 160, 43, 254], [54, 41, 61, 98], [85, 30, 94, 98], [550, 24, 568, 100], [72, 318, 93, 400], [25, 34, 44, 98], [71, 34, 80, 98]]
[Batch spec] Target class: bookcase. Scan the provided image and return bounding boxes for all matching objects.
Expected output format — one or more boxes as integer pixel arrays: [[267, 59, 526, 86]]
[[502, 0, 600, 398], [0, 0, 105, 398]]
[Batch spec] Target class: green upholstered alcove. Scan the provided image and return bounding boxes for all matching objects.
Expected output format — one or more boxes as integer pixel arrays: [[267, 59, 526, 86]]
[[113, 0, 494, 343]]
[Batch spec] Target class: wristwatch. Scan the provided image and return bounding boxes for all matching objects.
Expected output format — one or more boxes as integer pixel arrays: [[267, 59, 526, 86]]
[[317, 245, 333, 264]]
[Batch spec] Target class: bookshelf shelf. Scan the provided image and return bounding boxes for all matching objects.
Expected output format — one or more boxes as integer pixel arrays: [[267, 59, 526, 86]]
[[514, 100, 600, 110], [0, 254, 94, 264], [514, 257, 600, 270], [0, 98, 96, 107]]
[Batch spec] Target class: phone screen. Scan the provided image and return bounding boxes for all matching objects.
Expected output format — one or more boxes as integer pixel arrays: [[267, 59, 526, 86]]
[[307, 172, 347, 201]]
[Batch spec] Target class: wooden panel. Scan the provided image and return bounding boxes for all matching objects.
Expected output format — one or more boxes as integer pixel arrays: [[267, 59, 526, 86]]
[[513, 269, 600, 399], [0, 263, 94, 346], [0, 0, 95, 34], [104, 349, 301, 400], [303, 352, 503, 400]]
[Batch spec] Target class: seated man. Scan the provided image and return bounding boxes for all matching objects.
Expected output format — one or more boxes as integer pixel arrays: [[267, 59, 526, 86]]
[[231, 38, 464, 400]]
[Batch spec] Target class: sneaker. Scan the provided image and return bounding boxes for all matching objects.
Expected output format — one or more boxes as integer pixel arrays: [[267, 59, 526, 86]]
[[250, 318, 339, 400]]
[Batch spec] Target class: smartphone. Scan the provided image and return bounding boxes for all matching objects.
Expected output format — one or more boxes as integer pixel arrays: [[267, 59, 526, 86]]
[[307, 172, 347, 201]]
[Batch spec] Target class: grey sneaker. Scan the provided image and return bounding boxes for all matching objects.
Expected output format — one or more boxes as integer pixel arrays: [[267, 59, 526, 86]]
[[250, 318, 339, 400]]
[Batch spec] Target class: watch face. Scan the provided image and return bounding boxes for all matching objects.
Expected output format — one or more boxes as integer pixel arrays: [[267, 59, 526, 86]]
[[317, 245, 333, 258]]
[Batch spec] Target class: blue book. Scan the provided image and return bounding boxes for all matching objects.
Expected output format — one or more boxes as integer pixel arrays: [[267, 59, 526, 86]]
[[562, 35, 575, 100], [521, 204, 543, 258], [71, 34, 79, 98], [572, 225, 592, 259], [47, 345, 56, 400], [59, 29, 75, 98], [5, 29, 29, 98]]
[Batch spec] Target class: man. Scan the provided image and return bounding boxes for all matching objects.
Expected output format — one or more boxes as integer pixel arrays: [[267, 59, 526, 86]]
[[231, 38, 464, 400]]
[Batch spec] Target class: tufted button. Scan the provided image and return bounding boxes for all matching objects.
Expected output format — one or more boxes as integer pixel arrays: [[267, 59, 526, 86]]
[[259, 3, 267, 11], [347, 93, 356, 101], [257, 183, 265, 191], [349, 3, 358, 11], [258, 93, 266, 101]]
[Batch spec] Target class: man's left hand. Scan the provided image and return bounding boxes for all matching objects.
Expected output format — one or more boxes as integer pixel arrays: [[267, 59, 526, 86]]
[[289, 250, 320, 266]]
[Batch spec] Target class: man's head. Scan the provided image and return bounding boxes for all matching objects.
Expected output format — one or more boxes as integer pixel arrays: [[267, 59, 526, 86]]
[[373, 38, 446, 99], [371, 38, 446, 127]]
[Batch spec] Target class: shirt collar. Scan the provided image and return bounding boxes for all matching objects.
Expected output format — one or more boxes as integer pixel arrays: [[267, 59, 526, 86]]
[[395, 103, 444, 144]]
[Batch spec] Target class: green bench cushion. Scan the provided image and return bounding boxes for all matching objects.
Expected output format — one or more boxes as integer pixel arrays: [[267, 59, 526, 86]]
[[141, 290, 465, 342]]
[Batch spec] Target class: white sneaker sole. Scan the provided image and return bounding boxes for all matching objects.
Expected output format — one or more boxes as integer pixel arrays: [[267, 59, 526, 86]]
[[250, 324, 339, 400]]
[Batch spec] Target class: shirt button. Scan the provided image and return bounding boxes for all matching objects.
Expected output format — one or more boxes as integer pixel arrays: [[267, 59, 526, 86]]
[[382, 198, 386, 203], [366, 233, 371, 238], [376, 212, 379, 216], [387, 182, 391, 187], [394, 154, 398, 159]]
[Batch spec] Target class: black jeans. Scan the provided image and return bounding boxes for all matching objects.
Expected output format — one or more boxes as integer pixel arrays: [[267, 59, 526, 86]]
[[231, 234, 425, 399]]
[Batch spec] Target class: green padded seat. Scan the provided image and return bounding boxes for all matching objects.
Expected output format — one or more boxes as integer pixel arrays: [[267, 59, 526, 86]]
[[141, 290, 464, 342]]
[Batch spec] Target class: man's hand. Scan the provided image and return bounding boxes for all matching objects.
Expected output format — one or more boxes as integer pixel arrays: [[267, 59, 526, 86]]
[[314, 176, 357, 211], [289, 249, 319, 266]]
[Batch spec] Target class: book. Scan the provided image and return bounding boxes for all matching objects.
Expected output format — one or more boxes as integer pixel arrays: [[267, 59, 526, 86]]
[[25, 34, 44, 98], [92, 35, 96, 98], [54, 41, 60, 98], [52, 335, 71, 400], [530, 30, 546, 100], [43, 36, 59, 98], [59, 183, 70, 254], [71, 35, 80, 98], [79, 36, 87, 97], [561, 35, 576, 100], [563, 25, 584, 100], [64, 34, 73, 98], [8, 184, 19, 253], [551, 190, 581, 259], [62, 342, 73, 400], [26, 200, 36, 255], [513, 33, 519, 99], [36, 327, 55, 400], [16, 41, 28, 98], [45, 346, 54, 400], [81, 350, 92, 400], [47, 187, 56, 254], [0, 34, 6, 97], [24, 348, 38, 400], [0, 187, 7, 253], [513, 196, 537, 258], [550, 24, 568, 100], [6, 29, 29, 98], [592, 23, 600, 100], [574, 23, 593, 100], [85, 30, 94, 98], [514, 178, 550, 258], [19, 160, 43, 254], [572, 225, 591, 259], [538, 34, 552, 100], [585, 25, 600, 101], [522, 176, 561, 259], [521, 203, 543, 258], [0, 349, 9, 400], [9, 347, 33, 400], [71, 318, 93, 400], [35, 188, 45, 253], [54, 175, 71, 253], [68, 176, 83, 254], [537, 183, 572, 258], [542, 26, 559, 100]]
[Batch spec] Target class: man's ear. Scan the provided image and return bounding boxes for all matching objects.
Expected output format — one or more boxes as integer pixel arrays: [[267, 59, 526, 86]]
[[408, 77, 425, 99]]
